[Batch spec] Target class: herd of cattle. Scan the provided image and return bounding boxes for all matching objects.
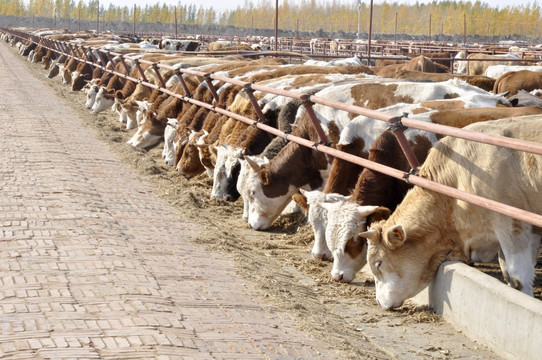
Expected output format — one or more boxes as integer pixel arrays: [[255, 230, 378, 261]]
[[2, 27, 541, 310]]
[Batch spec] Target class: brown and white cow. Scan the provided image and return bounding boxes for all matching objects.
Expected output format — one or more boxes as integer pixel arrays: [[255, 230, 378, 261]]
[[362, 116, 542, 309]]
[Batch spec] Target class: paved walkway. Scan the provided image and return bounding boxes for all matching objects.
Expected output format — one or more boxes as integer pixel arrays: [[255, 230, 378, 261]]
[[0, 42, 346, 359]]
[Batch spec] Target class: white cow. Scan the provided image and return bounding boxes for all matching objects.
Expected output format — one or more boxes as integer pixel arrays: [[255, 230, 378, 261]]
[[484, 64, 542, 79]]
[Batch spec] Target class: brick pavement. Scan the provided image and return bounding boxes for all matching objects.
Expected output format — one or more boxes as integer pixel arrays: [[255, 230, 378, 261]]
[[0, 42, 346, 359]]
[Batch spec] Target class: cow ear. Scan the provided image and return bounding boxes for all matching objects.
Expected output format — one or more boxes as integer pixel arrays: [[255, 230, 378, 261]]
[[356, 205, 379, 219], [292, 192, 309, 214], [359, 227, 380, 245], [259, 167, 271, 185], [244, 156, 261, 172], [317, 201, 335, 213], [384, 224, 406, 249]]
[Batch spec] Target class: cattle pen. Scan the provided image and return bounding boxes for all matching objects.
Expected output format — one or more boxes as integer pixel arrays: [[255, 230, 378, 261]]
[[1, 27, 541, 360]]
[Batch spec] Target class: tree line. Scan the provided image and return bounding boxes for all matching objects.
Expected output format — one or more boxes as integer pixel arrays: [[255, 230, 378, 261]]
[[0, 0, 540, 38]]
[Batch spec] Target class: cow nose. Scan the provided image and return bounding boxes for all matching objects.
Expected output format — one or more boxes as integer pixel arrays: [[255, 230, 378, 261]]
[[332, 273, 343, 282], [224, 194, 232, 201]]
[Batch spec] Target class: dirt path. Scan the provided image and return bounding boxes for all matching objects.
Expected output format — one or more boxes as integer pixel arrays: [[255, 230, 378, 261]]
[[4, 41, 506, 359]]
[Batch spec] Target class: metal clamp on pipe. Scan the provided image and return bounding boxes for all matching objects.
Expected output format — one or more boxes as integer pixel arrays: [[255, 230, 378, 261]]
[[403, 168, 418, 185], [388, 113, 408, 132], [282, 130, 291, 142], [300, 94, 314, 106]]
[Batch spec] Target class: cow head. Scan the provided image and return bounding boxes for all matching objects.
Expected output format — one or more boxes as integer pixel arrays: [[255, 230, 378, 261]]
[[127, 111, 164, 149], [60, 64, 72, 85], [194, 131, 214, 178], [116, 99, 139, 129], [238, 155, 269, 222], [241, 156, 300, 230], [361, 221, 449, 310], [453, 51, 467, 74], [176, 131, 206, 179], [134, 100, 152, 126], [92, 87, 115, 114], [71, 72, 90, 92], [240, 143, 328, 230], [85, 84, 99, 109], [211, 144, 243, 201], [320, 201, 389, 283], [292, 189, 350, 260], [162, 118, 178, 166]]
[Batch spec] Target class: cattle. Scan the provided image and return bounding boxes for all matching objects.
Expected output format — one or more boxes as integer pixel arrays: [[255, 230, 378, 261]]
[[91, 87, 116, 114], [163, 118, 178, 165], [59, 56, 79, 85], [483, 64, 542, 79], [160, 38, 200, 51], [329, 40, 338, 55], [206, 40, 235, 51], [375, 58, 407, 67], [372, 56, 437, 78], [292, 189, 351, 259], [71, 61, 94, 91], [85, 82, 100, 109], [493, 70, 542, 96], [209, 72, 352, 202], [362, 116, 542, 309], [126, 63, 214, 149], [509, 90, 542, 107], [454, 52, 520, 75], [46, 53, 67, 78], [319, 103, 542, 283], [392, 69, 495, 92], [241, 78, 509, 230], [404, 51, 452, 69]]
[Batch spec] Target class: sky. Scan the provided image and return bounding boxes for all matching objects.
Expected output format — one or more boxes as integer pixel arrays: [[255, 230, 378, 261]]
[[95, 0, 540, 13]]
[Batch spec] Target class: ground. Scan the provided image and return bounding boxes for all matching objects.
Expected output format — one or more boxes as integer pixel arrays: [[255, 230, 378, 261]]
[[14, 49, 541, 359]]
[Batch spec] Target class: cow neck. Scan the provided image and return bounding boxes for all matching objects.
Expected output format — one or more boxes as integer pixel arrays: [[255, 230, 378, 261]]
[[262, 142, 326, 198], [389, 185, 458, 265]]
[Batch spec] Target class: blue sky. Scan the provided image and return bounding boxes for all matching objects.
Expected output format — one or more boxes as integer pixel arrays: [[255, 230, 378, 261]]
[[97, 0, 540, 12]]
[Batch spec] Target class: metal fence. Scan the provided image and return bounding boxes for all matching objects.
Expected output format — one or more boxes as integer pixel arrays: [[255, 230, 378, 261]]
[[3, 27, 542, 229]]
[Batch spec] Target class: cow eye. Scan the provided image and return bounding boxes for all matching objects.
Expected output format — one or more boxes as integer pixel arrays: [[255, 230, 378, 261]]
[[375, 261, 382, 270]]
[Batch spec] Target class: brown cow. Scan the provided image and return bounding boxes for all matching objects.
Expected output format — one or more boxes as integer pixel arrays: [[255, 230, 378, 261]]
[[493, 70, 542, 96], [373, 56, 437, 78]]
